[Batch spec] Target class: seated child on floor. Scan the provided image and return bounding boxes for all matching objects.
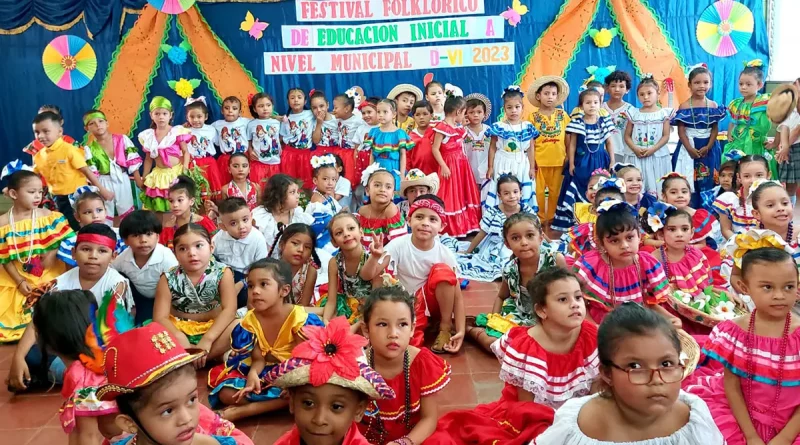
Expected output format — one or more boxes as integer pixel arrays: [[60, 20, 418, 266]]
[[466, 213, 567, 352], [153, 223, 237, 364], [398, 169, 439, 220], [251, 174, 313, 258], [213, 197, 269, 309], [270, 223, 323, 308], [383, 194, 465, 353], [208, 258, 324, 422], [560, 178, 625, 258], [160, 175, 217, 249], [58, 188, 127, 267], [573, 199, 678, 326], [614, 163, 657, 216], [659, 172, 725, 249], [713, 153, 769, 240], [112, 210, 178, 325], [358, 164, 406, 250], [265, 317, 395, 445], [701, 157, 736, 212], [536, 303, 723, 444], [434, 268, 597, 445], [97, 323, 254, 445], [359, 287, 451, 445], [551, 168, 611, 233], [323, 214, 387, 324], [221, 153, 259, 211]]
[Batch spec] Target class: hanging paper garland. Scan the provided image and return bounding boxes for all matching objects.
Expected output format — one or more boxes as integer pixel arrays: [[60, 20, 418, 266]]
[[147, 0, 197, 15], [42, 35, 97, 90], [696, 0, 754, 57]]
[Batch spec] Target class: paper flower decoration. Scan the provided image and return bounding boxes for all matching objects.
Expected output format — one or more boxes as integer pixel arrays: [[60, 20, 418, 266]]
[[168, 78, 200, 99], [596, 199, 635, 215], [160, 40, 190, 65], [712, 300, 737, 319], [42, 35, 97, 90], [241, 11, 269, 40], [500, 0, 528, 26], [293, 317, 368, 386], [586, 65, 616, 85], [311, 154, 337, 169], [588, 28, 618, 48], [593, 177, 626, 194]]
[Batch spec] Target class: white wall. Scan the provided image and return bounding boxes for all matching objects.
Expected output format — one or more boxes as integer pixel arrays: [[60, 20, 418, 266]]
[[770, 0, 800, 81]]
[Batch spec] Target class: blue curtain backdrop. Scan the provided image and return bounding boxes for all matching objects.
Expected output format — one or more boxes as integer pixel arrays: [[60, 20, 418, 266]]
[[0, 0, 767, 169]]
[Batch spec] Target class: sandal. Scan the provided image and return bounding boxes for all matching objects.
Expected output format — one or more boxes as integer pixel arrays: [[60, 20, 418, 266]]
[[431, 329, 452, 354]]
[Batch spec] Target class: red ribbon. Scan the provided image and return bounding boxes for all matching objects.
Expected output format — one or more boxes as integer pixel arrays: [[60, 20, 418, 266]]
[[358, 100, 377, 110], [76, 234, 117, 250]]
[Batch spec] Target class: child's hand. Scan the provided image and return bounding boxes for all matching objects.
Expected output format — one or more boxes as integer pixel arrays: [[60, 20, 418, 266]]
[[746, 436, 767, 445], [369, 236, 384, 257], [767, 433, 792, 445], [569, 163, 575, 176], [529, 166, 537, 181], [777, 147, 790, 164], [7, 357, 30, 391], [444, 330, 464, 353], [134, 176, 145, 190], [441, 165, 451, 179], [235, 372, 262, 403], [485, 167, 494, 180], [99, 188, 115, 202], [17, 280, 32, 297]]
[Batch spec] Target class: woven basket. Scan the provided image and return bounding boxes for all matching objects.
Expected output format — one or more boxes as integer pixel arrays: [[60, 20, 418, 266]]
[[678, 329, 701, 378], [668, 288, 747, 328]]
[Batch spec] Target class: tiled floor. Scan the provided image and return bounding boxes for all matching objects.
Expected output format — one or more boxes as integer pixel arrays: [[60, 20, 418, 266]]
[[0, 281, 502, 444]]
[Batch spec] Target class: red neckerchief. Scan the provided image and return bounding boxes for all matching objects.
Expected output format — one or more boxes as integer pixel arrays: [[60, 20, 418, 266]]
[[275, 423, 370, 445]]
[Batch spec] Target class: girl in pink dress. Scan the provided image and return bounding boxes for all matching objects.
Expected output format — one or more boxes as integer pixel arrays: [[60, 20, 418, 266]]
[[431, 94, 481, 236], [687, 239, 800, 444]]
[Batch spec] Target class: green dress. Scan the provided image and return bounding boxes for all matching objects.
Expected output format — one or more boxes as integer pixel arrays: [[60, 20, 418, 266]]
[[724, 94, 775, 177]]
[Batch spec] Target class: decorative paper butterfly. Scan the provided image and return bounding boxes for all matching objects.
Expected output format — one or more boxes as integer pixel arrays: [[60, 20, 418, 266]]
[[241, 11, 269, 40], [500, 0, 528, 27]]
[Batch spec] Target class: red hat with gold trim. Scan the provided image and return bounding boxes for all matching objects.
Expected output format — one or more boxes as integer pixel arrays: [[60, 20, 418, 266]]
[[96, 323, 206, 401]]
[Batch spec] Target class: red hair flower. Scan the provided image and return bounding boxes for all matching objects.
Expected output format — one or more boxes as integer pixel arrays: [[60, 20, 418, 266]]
[[294, 317, 368, 386], [247, 93, 255, 107]]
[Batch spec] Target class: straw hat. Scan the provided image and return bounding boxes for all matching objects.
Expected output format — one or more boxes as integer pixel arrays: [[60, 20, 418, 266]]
[[678, 329, 700, 378], [387, 84, 423, 102], [465, 93, 493, 121], [400, 169, 440, 196], [767, 84, 797, 124], [527, 76, 570, 107]]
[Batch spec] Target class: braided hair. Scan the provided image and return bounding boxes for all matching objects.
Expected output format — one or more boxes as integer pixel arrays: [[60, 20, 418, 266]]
[[268, 222, 321, 267]]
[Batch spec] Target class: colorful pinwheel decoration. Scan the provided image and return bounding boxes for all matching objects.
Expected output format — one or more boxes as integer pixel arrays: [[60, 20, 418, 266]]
[[147, 0, 197, 14], [241, 11, 269, 40], [161, 40, 191, 65], [696, 0, 754, 57], [500, 0, 528, 27], [42, 35, 97, 90]]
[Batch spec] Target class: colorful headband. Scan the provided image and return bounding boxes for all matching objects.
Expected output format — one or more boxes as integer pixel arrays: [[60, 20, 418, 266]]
[[724, 149, 746, 162], [645, 202, 677, 232], [641, 73, 655, 81], [593, 177, 626, 194], [68, 185, 100, 207], [502, 85, 523, 98], [76, 233, 117, 250], [612, 163, 636, 174], [596, 198, 636, 217], [748, 179, 782, 199], [1, 160, 34, 181], [745, 59, 763, 68], [590, 168, 612, 178], [358, 100, 377, 111], [444, 83, 463, 98], [310, 154, 336, 169], [82, 111, 106, 126], [360, 162, 390, 187], [409, 198, 445, 220], [149, 96, 173, 113], [185, 96, 207, 107], [728, 229, 793, 268], [660, 172, 688, 182]]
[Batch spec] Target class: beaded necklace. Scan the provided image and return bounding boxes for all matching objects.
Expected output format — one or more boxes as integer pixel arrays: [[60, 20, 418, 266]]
[[603, 251, 643, 307], [366, 348, 411, 445], [659, 244, 689, 284], [582, 115, 603, 154], [759, 221, 794, 244], [9, 208, 37, 269], [744, 310, 791, 442]]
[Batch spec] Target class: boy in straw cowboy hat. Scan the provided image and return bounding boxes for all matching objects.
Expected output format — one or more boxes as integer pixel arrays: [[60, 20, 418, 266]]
[[95, 323, 253, 445], [398, 169, 440, 219], [527, 76, 571, 235], [388, 84, 424, 133], [767, 83, 800, 204], [265, 316, 395, 445]]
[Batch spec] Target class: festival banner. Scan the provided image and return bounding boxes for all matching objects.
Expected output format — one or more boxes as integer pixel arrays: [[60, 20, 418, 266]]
[[283, 16, 503, 48], [296, 0, 485, 22], [264, 42, 514, 74]]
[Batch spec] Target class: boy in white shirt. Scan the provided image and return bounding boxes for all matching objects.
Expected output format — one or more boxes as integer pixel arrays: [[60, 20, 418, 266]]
[[112, 210, 178, 324], [212, 197, 268, 308], [383, 194, 465, 354]]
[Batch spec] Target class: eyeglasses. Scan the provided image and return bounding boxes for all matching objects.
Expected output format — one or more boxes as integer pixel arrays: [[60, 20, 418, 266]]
[[609, 363, 685, 385]]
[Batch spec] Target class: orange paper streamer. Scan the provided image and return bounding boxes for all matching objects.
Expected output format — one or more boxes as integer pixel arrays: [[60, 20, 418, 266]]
[[178, 7, 260, 117]]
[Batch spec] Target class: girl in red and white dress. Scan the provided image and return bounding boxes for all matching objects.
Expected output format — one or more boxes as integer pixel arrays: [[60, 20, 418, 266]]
[[431, 92, 481, 236], [430, 267, 598, 445], [185, 98, 224, 199], [359, 287, 451, 445], [712, 153, 769, 240], [660, 172, 725, 248], [221, 153, 259, 211]]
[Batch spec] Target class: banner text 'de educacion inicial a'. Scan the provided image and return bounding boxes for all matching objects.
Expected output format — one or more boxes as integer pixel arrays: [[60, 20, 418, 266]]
[[264, 42, 514, 75], [295, 0, 484, 22], [283, 16, 503, 48]]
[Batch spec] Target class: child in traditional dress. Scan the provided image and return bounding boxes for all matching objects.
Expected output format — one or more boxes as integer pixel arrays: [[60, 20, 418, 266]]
[[603, 71, 634, 165], [713, 154, 769, 239], [246, 92, 281, 187], [560, 178, 625, 259], [407, 100, 437, 175], [537, 302, 723, 445], [160, 176, 217, 249], [459, 175, 536, 282], [388, 84, 423, 132], [624, 75, 672, 194], [570, 80, 609, 118], [687, 245, 800, 445], [153, 223, 237, 363], [271, 223, 321, 308], [486, 86, 539, 210], [398, 169, 439, 220], [306, 154, 343, 254], [659, 172, 725, 248], [768, 84, 800, 205], [323, 214, 386, 324], [213, 96, 250, 185], [551, 168, 612, 233], [185, 98, 224, 199], [221, 153, 259, 210], [266, 317, 395, 445], [333, 154, 353, 210], [363, 99, 414, 189], [359, 287, 451, 444], [252, 174, 313, 257], [436, 268, 597, 444], [383, 194, 465, 353], [725, 60, 775, 177], [311, 90, 341, 154], [0, 164, 70, 342], [614, 163, 657, 216], [334, 90, 365, 185], [140, 97, 191, 215], [465, 213, 567, 351], [208, 258, 324, 422], [574, 199, 677, 326], [699, 158, 738, 213], [83, 109, 142, 224], [281, 88, 315, 185], [354, 97, 380, 181], [432, 93, 482, 236], [425, 80, 446, 122], [672, 65, 726, 207], [464, 94, 492, 187], [58, 189, 128, 267], [97, 323, 254, 445], [528, 76, 571, 230], [358, 164, 406, 249]]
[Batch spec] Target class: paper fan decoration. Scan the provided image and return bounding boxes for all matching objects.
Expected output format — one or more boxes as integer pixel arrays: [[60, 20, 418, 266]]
[[42, 35, 97, 91], [147, 0, 196, 14], [696, 0, 754, 57]]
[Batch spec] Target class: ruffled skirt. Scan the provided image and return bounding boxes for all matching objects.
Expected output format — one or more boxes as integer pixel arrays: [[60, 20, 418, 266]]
[[437, 150, 481, 237], [194, 156, 225, 199], [249, 161, 281, 188], [318, 146, 356, 188], [143, 163, 184, 212], [281, 146, 315, 187]]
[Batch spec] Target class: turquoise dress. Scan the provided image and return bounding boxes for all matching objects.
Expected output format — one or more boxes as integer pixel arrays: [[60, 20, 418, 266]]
[[361, 128, 414, 190]]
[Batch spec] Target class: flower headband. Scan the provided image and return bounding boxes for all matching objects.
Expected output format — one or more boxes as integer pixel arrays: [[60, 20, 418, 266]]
[[444, 83, 463, 98], [660, 171, 688, 182], [748, 179, 782, 199], [409, 197, 445, 221], [68, 185, 100, 207], [745, 59, 763, 68], [502, 85, 523, 98], [345, 88, 357, 99], [645, 202, 676, 232], [1, 160, 34, 181], [185, 96, 207, 107], [596, 198, 637, 216], [641, 73, 655, 81], [590, 168, 612, 178], [724, 149, 746, 162], [593, 177, 626, 194], [360, 162, 390, 187], [310, 154, 337, 169], [729, 229, 793, 268]]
